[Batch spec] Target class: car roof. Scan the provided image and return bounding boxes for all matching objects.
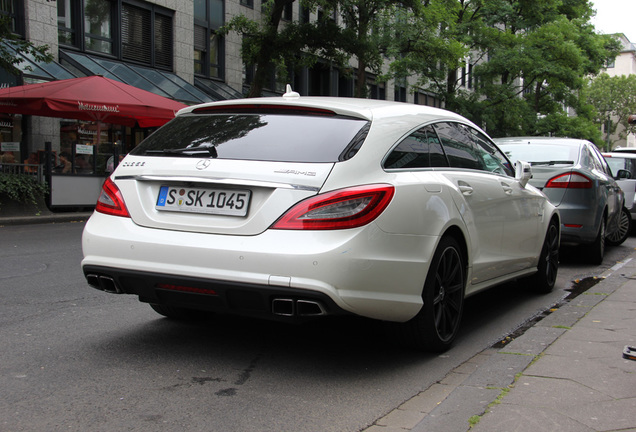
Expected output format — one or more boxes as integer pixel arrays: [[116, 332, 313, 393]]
[[176, 95, 474, 128], [610, 147, 636, 153], [602, 151, 636, 159], [493, 136, 592, 147]]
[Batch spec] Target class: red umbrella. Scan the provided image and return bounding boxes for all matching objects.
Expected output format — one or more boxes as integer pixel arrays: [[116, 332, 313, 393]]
[[0, 75, 188, 127]]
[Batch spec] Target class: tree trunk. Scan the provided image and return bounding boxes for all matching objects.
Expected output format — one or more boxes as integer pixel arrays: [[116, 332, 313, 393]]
[[354, 8, 370, 98], [248, 0, 293, 98]]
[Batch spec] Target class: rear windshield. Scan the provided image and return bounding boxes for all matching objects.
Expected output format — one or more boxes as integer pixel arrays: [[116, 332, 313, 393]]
[[605, 157, 629, 173], [499, 143, 580, 166], [130, 113, 370, 163]]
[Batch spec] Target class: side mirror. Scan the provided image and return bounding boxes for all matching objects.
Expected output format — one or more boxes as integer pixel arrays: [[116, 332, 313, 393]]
[[515, 160, 532, 188], [616, 169, 632, 180]]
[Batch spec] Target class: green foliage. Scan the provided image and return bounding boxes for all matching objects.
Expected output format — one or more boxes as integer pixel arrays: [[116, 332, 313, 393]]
[[0, 16, 53, 76], [586, 73, 636, 148], [446, 0, 619, 138], [0, 173, 48, 205], [222, 0, 616, 139]]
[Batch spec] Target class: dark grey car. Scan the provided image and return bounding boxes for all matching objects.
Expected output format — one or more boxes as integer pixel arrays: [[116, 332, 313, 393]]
[[495, 137, 625, 264]]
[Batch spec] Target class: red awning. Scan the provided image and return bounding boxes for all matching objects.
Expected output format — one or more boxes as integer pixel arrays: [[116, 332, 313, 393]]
[[0, 75, 188, 127]]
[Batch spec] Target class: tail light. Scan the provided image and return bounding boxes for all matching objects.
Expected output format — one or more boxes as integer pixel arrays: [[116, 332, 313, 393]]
[[271, 184, 395, 230], [95, 177, 130, 218], [545, 172, 592, 189]]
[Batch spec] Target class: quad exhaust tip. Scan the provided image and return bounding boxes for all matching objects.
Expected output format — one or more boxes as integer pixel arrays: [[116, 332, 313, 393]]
[[272, 298, 327, 317]]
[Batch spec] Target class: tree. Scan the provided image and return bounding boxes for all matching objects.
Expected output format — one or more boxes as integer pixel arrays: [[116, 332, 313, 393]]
[[381, 0, 473, 109], [337, 0, 416, 98], [456, 0, 619, 138], [0, 16, 53, 76], [220, 0, 347, 98], [586, 73, 636, 149]]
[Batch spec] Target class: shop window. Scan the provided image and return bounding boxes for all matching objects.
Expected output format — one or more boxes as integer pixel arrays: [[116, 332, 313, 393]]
[[57, 0, 173, 70], [194, 0, 223, 79]]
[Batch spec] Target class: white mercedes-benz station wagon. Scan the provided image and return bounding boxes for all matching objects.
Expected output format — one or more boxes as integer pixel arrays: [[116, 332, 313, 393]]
[[81, 92, 560, 352]]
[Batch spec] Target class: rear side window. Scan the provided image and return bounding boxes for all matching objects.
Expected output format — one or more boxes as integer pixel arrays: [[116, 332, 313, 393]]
[[130, 113, 370, 163], [384, 125, 448, 169]]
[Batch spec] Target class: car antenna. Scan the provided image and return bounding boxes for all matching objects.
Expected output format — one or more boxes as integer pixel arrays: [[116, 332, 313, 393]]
[[283, 84, 300, 99]]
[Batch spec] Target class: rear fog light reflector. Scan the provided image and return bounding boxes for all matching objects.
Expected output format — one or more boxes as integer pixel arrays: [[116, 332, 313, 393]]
[[156, 283, 217, 295]]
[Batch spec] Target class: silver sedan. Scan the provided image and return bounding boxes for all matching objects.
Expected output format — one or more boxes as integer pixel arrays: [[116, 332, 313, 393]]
[[496, 137, 626, 264]]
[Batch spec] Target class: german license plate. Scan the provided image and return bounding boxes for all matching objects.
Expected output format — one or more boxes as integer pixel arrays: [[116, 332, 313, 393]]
[[156, 185, 251, 216]]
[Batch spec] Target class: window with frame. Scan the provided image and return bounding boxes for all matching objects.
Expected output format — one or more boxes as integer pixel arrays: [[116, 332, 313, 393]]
[[465, 126, 513, 175], [384, 125, 448, 169], [2, 0, 24, 36], [435, 122, 512, 175], [194, 0, 223, 79], [434, 122, 485, 171], [240, 0, 253, 8], [57, 0, 173, 69], [282, 2, 292, 21], [300, 4, 310, 23], [83, 0, 113, 55]]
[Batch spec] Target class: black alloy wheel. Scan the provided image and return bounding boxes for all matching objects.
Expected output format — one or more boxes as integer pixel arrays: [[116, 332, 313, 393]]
[[527, 218, 560, 294], [399, 236, 466, 352]]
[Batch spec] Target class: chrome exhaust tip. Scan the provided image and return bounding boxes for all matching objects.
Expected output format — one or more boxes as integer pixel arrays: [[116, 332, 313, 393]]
[[98, 276, 122, 294], [272, 298, 295, 316], [297, 300, 326, 316], [272, 298, 327, 317]]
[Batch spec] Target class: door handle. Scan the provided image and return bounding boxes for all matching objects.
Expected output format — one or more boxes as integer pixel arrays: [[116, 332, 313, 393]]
[[501, 183, 513, 195], [458, 185, 473, 196]]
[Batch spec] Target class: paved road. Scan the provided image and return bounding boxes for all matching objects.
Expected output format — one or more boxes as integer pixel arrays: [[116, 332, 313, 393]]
[[1, 221, 633, 431]]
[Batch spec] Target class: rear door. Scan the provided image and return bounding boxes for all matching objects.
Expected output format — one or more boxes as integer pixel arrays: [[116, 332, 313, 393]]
[[434, 123, 540, 283]]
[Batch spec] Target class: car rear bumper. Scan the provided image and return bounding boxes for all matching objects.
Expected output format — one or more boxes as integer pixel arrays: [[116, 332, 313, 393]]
[[81, 212, 436, 322], [83, 264, 349, 321], [557, 206, 600, 245]]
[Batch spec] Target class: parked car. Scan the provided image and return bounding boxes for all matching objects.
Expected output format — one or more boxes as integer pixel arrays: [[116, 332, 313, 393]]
[[82, 94, 560, 352], [495, 137, 627, 264], [602, 151, 636, 228]]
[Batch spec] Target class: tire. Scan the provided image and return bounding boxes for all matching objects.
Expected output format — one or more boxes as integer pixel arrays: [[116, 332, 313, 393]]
[[606, 207, 631, 246], [149, 303, 210, 321], [527, 218, 559, 294], [398, 236, 466, 352], [588, 216, 606, 265]]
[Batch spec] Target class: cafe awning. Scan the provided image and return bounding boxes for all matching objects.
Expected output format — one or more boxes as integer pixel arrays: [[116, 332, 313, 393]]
[[0, 75, 187, 127]]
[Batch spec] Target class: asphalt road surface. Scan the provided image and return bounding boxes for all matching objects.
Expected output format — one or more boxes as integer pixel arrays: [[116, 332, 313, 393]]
[[2, 221, 634, 431]]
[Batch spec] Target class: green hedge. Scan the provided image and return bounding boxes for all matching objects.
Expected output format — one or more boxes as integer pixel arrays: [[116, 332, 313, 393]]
[[0, 172, 48, 205]]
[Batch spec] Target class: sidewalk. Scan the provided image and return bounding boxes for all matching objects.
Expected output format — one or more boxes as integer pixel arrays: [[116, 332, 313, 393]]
[[0, 200, 92, 226], [366, 254, 636, 432]]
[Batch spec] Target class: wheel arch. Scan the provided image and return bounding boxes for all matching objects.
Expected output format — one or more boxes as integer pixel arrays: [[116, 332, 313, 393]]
[[441, 225, 469, 279]]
